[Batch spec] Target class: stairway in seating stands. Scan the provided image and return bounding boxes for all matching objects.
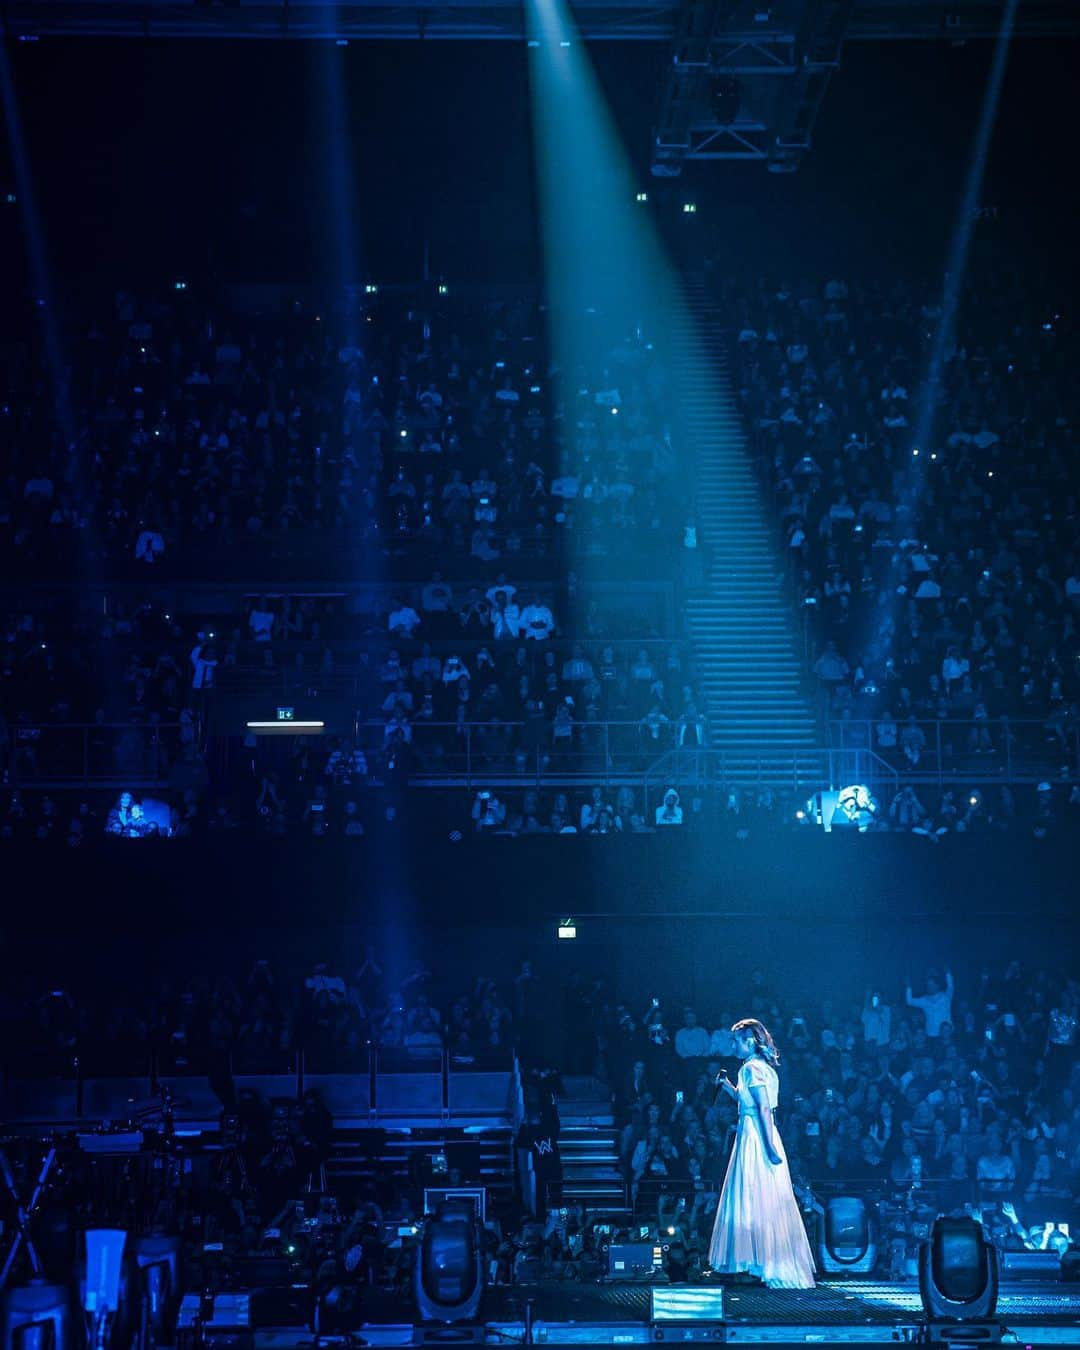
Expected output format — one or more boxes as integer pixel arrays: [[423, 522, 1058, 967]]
[[674, 275, 817, 779]]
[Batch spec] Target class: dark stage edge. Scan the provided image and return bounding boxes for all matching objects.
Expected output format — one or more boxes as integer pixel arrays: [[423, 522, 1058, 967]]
[[344, 1279, 1080, 1345]]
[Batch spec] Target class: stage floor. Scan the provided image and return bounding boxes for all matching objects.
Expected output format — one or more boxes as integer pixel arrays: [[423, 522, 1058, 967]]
[[355, 1278, 1080, 1344]]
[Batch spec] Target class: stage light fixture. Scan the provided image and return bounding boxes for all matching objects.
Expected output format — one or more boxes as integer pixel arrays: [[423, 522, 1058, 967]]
[[682, 202, 697, 214], [918, 1216, 998, 1324], [817, 1196, 876, 1274], [82, 1230, 127, 1350], [135, 1236, 181, 1342], [710, 75, 741, 124], [636, 192, 648, 202], [557, 919, 577, 940], [414, 1200, 483, 1324]]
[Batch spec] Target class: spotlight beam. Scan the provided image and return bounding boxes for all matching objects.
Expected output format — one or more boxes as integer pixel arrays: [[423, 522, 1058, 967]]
[[911, 0, 1019, 459]]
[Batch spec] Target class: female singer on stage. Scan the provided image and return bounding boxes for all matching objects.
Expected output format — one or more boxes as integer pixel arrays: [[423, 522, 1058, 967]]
[[707, 1018, 816, 1289]]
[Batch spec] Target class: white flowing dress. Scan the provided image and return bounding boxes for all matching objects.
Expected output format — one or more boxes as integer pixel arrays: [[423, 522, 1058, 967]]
[[707, 1056, 816, 1289]]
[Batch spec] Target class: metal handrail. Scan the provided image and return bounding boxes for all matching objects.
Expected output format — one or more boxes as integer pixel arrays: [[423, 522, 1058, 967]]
[[641, 746, 901, 820], [828, 717, 1080, 786], [7, 722, 189, 789], [14, 716, 1075, 794], [349, 720, 692, 792]]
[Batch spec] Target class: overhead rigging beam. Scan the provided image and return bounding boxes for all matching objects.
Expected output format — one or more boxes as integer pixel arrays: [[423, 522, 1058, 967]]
[[767, 0, 856, 172], [2, 0, 1079, 40]]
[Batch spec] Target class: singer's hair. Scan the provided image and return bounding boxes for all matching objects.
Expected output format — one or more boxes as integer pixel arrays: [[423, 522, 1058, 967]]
[[732, 1018, 781, 1067]]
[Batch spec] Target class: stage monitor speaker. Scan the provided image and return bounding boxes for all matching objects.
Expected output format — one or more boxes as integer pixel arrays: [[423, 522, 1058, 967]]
[[919, 1217, 999, 1321], [1001, 1250, 1061, 1280], [607, 1243, 663, 1280], [818, 1196, 877, 1274], [651, 1288, 724, 1323], [651, 1285, 725, 1339]]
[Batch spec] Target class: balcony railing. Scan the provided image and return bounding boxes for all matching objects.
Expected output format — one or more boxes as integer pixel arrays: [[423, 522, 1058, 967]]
[[7, 722, 186, 788], [303, 720, 702, 789], [828, 717, 1080, 785], [6, 718, 699, 789], [642, 746, 899, 818], [1, 1044, 515, 1125], [12, 716, 1076, 793]]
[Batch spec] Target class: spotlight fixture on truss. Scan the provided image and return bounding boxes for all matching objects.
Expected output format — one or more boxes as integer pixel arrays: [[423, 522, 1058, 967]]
[[652, 0, 856, 176]]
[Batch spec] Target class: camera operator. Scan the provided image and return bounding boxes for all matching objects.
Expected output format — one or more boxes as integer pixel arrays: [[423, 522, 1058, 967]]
[[299, 1087, 334, 1180], [258, 1112, 302, 1222], [516, 1080, 562, 1221]]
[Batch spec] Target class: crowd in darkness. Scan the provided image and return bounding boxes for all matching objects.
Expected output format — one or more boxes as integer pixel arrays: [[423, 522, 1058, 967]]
[[2, 271, 1080, 839], [0, 291, 680, 570], [0, 286, 707, 829], [723, 271, 1080, 772], [9, 949, 523, 1076]]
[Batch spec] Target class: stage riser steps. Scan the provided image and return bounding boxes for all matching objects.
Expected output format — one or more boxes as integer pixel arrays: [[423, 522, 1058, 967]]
[[327, 1126, 515, 1204], [558, 1120, 626, 1212]]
